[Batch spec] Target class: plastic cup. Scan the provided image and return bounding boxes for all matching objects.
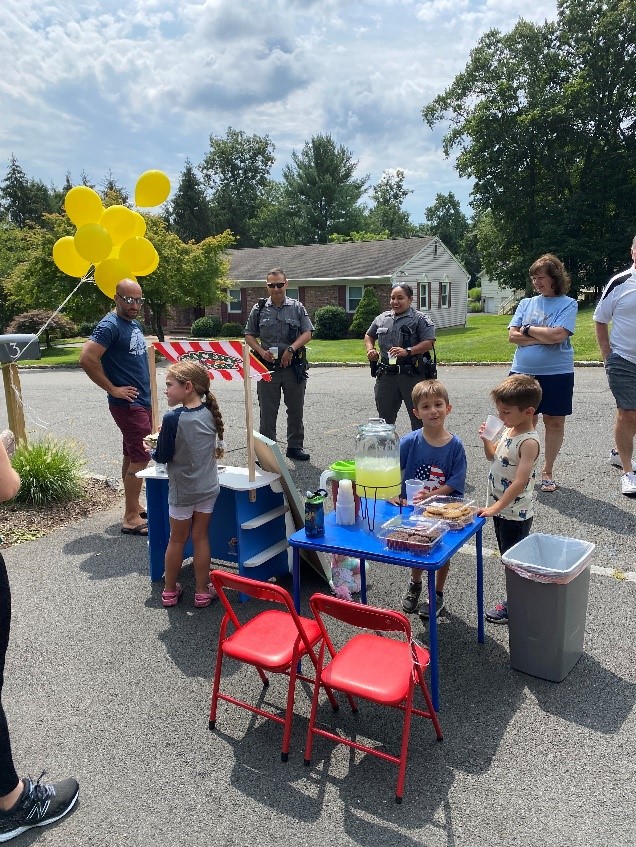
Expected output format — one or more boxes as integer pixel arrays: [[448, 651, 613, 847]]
[[269, 346, 278, 358], [388, 356, 397, 365], [405, 479, 423, 506], [481, 415, 504, 441]]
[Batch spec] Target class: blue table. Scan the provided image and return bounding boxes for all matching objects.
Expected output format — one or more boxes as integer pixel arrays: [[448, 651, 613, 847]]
[[288, 499, 486, 711]]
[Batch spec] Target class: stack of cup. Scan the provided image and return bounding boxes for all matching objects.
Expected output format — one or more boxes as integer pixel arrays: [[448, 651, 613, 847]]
[[335, 478, 356, 525]]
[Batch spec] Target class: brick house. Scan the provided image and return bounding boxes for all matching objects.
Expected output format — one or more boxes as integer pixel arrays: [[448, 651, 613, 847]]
[[170, 236, 470, 332]]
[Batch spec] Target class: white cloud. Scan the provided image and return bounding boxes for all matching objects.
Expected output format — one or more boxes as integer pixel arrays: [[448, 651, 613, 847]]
[[0, 0, 558, 220]]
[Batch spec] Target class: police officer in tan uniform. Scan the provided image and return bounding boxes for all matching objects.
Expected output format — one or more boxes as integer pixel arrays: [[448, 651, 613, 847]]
[[245, 268, 313, 461], [365, 283, 436, 430]]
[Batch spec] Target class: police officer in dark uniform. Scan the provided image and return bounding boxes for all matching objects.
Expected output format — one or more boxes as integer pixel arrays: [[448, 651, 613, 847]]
[[245, 268, 313, 460], [365, 282, 436, 430]]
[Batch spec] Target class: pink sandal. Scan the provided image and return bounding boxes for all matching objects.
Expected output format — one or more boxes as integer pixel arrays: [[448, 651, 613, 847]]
[[162, 582, 183, 607], [194, 584, 218, 608]]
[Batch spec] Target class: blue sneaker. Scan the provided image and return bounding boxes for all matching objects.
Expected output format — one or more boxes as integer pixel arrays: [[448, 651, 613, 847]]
[[485, 599, 508, 624]]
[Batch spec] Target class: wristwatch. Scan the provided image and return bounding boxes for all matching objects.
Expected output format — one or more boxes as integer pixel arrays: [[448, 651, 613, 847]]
[[522, 325, 531, 336], [406, 347, 412, 356], [287, 346, 295, 354]]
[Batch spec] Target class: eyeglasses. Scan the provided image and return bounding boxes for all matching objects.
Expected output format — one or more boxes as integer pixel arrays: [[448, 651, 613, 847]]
[[266, 282, 286, 289], [116, 295, 145, 305]]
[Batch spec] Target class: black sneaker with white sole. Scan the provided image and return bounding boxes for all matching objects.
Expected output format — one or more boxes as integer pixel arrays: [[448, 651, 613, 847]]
[[418, 591, 445, 619], [402, 581, 422, 613], [0, 773, 79, 843]]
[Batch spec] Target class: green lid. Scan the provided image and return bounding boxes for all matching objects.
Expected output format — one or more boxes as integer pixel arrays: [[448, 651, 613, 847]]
[[329, 460, 356, 480]]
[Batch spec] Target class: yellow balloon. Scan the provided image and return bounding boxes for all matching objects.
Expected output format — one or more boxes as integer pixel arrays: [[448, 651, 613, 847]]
[[135, 245, 159, 277], [52, 236, 91, 278], [94, 258, 135, 298], [135, 170, 170, 207], [64, 186, 104, 227], [131, 211, 146, 237], [99, 205, 136, 246], [119, 236, 157, 274], [74, 223, 112, 263]]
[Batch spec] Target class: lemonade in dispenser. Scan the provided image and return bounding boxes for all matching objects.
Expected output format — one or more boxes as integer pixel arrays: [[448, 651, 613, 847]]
[[354, 417, 401, 500]]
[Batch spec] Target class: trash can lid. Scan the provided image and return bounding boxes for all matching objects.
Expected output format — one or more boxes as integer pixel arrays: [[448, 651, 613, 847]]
[[502, 533, 595, 577]]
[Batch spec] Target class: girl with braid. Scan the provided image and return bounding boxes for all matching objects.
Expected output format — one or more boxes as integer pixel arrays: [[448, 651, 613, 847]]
[[151, 362, 226, 608]]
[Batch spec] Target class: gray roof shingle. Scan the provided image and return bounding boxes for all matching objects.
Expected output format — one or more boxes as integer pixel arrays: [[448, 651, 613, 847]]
[[226, 236, 434, 282]]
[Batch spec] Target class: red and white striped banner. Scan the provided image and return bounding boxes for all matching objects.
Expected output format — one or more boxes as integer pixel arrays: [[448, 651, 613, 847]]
[[153, 340, 271, 382]]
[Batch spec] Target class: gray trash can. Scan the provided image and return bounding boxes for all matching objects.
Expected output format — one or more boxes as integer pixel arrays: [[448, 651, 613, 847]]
[[502, 533, 595, 682]]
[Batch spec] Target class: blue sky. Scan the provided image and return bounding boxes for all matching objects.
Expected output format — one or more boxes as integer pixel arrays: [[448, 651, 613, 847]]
[[0, 0, 557, 224]]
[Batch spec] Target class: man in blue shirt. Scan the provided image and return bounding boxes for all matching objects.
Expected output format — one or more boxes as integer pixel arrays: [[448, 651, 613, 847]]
[[80, 279, 152, 534]]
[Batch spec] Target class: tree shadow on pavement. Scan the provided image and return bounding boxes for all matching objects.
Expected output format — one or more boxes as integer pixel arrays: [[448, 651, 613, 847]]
[[63, 522, 152, 580]]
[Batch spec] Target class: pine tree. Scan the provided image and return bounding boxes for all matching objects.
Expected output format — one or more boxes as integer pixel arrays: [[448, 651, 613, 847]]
[[169, 159, 213, 243]]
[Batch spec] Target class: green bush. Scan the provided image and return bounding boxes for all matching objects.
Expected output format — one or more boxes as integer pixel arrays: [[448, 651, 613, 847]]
[[468, 287, 482, 301], [313, 305, 349, 340], [7, 310, 78, 349], [348, 287, 383, 338], [79, 321, 99, 336], [221, 322, 245, 338], [11, 439, 85, 508], [468, 301, 483, 313], [191, 315, 222, 338]]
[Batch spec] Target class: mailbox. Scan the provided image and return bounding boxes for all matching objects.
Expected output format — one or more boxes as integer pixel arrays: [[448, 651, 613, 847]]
[[0, 334, 41, 363]]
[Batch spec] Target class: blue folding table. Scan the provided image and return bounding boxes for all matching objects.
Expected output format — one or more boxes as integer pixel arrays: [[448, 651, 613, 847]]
[[288, 499, 486, 711]]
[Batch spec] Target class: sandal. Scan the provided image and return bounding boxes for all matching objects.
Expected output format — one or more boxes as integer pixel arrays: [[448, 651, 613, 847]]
[[162, 582, 183, 607], [540, 479, 557, 493], [194, 584, 218, 608]]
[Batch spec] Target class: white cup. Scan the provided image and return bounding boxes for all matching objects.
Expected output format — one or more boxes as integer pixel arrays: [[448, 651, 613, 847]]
[[481, 415, 504, 441], [269, 346, 278, 359], [405, 479, 423, 506], [388, 356, 397, 365]]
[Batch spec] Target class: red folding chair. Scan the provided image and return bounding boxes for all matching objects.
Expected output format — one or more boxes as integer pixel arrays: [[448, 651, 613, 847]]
[[305, 592, 443, 803], [209, 570, 337, 762]]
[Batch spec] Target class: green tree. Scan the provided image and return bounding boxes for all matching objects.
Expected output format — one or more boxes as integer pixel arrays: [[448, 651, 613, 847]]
[[200, 127, 275, 247], [282, 134, 368, 243], [248, 180, 304, 247], [3, 215, 111, 325], [139, 216, 234, 341], [169, 159, 213, 243], [0, 155, 55, 228], [100, 171, 130, 207], [419, 192, 468, 258], [366, 170, 415, 237], [423, 0, 636, 291], [7, 310, 77, 349], [348, 286, 382, 339]]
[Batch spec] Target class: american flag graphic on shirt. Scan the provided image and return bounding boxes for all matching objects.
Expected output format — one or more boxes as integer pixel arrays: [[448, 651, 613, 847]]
[[414, 463, 446, 491]]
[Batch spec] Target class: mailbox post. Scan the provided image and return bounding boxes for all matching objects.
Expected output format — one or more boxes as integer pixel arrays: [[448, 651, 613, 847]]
[[0, 334, 41, 447]]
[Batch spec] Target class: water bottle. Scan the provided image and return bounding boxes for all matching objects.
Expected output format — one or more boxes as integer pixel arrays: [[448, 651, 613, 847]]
[[305, 489, 327, 538], [336, 479, 356, 526]]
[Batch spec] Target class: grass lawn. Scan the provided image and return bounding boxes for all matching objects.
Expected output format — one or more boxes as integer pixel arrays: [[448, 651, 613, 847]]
[[14, 308, 603, 367]]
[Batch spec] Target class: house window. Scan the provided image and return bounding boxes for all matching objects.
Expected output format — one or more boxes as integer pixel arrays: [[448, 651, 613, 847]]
[[286, 287, 299, 300], [347, 285, 363, 313], [418, 276, 430, 311], [440, 275, 450, 308], [228, 289, 241, 313]]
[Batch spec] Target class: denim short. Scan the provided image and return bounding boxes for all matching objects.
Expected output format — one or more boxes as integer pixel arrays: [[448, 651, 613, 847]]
[[169, 495, 218, 521], [606, 353, 636, 410], [510, 371, 574, 416], [109, 404, 152, 463]]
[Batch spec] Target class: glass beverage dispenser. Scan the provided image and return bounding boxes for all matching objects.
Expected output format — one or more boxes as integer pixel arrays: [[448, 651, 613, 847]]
[[354, 418, 401, 500]]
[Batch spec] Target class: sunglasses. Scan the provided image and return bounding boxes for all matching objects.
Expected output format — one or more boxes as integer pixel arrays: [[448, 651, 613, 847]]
[[117, 295, 145, 305], [266, 282, 286, 289]]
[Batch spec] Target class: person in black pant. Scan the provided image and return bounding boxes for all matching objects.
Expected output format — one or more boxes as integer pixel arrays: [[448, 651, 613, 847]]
[[0, 435, 79, 842]]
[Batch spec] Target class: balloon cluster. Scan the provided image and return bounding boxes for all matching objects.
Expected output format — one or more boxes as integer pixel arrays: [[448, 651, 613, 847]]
[[52, 170, 171, 298]]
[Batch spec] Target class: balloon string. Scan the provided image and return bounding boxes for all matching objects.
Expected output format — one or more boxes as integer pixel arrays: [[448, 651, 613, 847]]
[[32, 271, 93, 345], [6, 363, 48, 431]]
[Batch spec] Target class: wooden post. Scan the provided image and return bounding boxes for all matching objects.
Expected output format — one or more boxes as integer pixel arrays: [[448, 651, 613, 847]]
[[147, 345, 159, 433], [243, 343, 257, 502], [1, 364, 27, 447]]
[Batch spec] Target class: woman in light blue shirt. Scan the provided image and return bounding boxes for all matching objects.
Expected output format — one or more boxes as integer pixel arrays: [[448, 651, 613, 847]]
[[508, 254, 578, 493]]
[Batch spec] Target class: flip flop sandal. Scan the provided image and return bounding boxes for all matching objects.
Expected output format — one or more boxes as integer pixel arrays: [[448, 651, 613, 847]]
[[162, 582, 183, 607], [121, 523, 148, 536], [194, 584, 218, 608], [540, 479, 557, 492]]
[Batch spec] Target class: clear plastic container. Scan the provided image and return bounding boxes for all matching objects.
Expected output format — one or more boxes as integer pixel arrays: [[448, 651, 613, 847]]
[[415, 495, 476, 530], [378, 516, 448, 556]]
